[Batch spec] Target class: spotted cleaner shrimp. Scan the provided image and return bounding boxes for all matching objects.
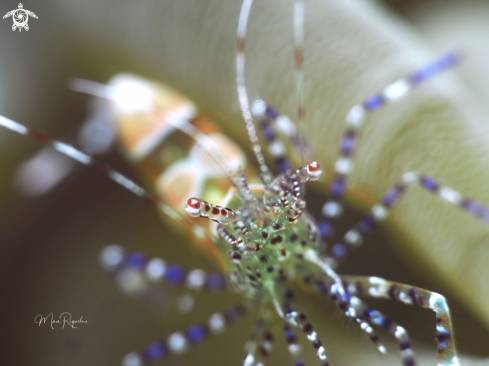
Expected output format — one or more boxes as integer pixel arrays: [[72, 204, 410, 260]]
[[1, 0, 489, 365]]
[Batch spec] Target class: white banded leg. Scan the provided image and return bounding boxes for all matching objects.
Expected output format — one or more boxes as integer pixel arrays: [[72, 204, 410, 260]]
[[315, 281, 387, 356], [331, 172, 489, 258], [285, 311, 329, 366], [241, 318, 273, 366], [341, 275, 459, 366], [283, 323, 306, 366], [99, 245, 227, 296], [318, 52, 461, 248], [121, 304, 247, 365]]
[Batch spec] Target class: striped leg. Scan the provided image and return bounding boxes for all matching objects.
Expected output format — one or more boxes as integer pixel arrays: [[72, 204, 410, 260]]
[[317, 52, 461, 244], [100, 245, 227, 292], [241, 319, 274, 366], [122, 304, 246, 365], [341, 275, 459, 366], [331, 172, 489, 258], [316, 281, 417, 366], [354, 300, 416, 366], [315, 281, 387, 355], [270, 289, 329, 366], [283, 324, 306, 366], [285, 310, 329, 366]]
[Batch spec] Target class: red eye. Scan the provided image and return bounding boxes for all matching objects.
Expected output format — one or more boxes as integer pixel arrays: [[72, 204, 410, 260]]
[[307, 161, 320, 172], [185, 197, 202, 216], [307, 161, 322, 180], [187, 198, 201, 209]]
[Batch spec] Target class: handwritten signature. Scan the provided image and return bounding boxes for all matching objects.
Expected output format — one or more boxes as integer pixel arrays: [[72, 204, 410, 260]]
[[34, 312, 88, 329]]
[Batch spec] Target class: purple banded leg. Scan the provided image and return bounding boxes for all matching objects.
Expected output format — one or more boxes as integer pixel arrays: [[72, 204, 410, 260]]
[[285, 310, 329, 366], [283, 324, 306, 366], [242, 331, 274, 366], [317, 281, 417, 366], [318, 52, 461, 247], [315, 282, 386, 355], [354, 300, 416, 366], [122, 304, 246, 365], [241, 319, 274, 366], [341, 275, 459, 366], [99, 245, 227, 294], [331, 172, 489, 259], [271, 289, 329, 366], [252, 100, 312, 173]]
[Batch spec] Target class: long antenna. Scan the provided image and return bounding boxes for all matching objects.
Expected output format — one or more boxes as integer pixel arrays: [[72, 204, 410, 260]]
[[236, 0, 273, 185], [293, 0, 307, 198], [294, 0, 306, 170]]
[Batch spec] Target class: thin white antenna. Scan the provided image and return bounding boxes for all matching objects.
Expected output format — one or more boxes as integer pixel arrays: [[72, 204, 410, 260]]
[[294, 0, 306, 169], [236, 0, 273, 185], [294, 0, 307, 197]]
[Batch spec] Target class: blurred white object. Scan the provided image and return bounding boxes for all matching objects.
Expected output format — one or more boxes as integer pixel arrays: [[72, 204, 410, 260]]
[[15, 148, 75, 196], [14, 95, 116, 196]]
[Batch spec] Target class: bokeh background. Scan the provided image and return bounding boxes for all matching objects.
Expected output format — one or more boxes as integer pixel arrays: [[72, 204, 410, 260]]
[[0, 0, 489, 365]]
